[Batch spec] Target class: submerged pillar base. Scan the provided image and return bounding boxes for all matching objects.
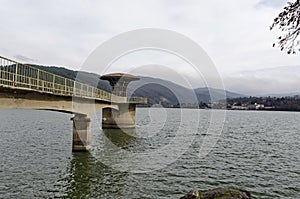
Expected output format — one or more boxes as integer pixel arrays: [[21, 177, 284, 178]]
[[102, 123, 136, 129], [71, 114, 91, 152]]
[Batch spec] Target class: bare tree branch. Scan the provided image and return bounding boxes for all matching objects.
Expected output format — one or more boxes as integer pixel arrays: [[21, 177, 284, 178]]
[[271, 0, 300, 54]]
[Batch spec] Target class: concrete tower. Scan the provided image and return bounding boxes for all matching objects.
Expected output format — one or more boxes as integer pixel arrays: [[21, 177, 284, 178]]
[[100, 73, 141, 129]]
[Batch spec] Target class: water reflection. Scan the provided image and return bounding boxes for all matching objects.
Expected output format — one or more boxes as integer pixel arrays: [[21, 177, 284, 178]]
[[102, 128, 137, 150], [64, 151, 128, 198], [64, 153, 94, 198]]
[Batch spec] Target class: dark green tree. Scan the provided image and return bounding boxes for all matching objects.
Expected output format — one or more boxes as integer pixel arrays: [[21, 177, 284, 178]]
[[271, 0, 300, 54]]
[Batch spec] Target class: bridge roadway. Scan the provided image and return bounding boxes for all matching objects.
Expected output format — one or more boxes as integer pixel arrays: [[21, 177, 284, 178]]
[[0, 55, 146, 151]]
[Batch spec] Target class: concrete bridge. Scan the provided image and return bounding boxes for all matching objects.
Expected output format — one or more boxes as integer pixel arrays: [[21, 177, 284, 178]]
[[0, 56, 147, 151]]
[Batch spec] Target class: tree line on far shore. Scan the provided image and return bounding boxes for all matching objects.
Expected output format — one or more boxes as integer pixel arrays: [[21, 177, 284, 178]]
[[226, 95, 300, 111]]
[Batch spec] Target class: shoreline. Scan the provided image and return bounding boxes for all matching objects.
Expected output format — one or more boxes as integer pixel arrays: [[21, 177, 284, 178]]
[[137, 106, 300, 112]]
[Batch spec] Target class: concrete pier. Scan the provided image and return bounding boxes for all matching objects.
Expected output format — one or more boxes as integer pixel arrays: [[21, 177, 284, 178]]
[[71, 114, 91, 151], [102, 103, 136, 129]]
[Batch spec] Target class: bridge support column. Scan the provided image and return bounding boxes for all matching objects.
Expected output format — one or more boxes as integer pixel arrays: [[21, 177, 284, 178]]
[[71, 114, 91, 152], [102, 103, 136, 129]]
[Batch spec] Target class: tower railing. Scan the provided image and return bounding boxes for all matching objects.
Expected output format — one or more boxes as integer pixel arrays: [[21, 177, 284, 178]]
[[0, 56, 146, 104]]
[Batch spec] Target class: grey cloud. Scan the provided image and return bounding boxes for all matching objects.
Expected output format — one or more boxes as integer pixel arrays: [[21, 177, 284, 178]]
[[1, 0, 300, 95], [224, 66, 300, 96]]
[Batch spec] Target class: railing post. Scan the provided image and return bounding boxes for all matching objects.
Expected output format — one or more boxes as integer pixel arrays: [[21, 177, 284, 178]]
[[13, 63, 18, 87], [65, 78, 67, 95], [53, 75, 55, 93], [37, 69, 40, 90]]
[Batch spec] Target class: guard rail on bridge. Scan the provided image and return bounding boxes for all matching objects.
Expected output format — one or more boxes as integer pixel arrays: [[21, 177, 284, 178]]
[[0, 56, 147, 104]]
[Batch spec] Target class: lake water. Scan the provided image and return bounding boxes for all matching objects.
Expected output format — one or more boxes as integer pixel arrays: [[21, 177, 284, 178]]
[[0, 109, 299, 198]]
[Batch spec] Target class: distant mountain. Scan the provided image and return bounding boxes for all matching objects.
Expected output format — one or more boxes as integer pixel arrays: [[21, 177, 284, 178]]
[[129, 76, 245, 107], [128, 76, 195, 107], [29, 64, 245, 107], [194, 87, 246, 101]]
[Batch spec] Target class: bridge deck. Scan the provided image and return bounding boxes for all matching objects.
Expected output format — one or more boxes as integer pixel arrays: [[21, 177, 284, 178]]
[[0, 56, 146, 104]]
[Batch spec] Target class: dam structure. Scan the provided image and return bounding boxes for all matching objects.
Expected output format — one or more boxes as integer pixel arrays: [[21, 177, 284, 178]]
[[0, 56, 147, 151]]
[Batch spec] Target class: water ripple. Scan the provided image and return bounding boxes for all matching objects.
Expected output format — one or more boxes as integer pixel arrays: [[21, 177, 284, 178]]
[[0, 109, 299, 198]]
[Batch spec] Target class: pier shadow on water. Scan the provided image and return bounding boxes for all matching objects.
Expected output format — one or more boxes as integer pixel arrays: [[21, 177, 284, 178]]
[[64, 152, 129, 198], [102, 128, 137, 150], [64, 129, 137, 198]]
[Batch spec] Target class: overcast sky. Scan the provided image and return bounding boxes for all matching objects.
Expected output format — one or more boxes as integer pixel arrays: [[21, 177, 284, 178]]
[[0, 0, 299, 95]]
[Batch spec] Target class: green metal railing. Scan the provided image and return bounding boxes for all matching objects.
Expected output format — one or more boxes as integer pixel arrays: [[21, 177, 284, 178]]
[[0, 56, 147, 104]]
